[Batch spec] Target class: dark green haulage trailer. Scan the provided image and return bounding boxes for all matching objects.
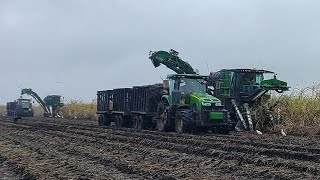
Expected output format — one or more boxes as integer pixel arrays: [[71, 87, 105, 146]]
[[97, 74, 230, 134], [6, 99, 34, 117], [208, 69, 289, 131]]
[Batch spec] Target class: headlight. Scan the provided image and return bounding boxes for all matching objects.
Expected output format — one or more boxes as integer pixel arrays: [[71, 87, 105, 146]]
[[215, 102, 222, 106], [202, 102, 211, 106]]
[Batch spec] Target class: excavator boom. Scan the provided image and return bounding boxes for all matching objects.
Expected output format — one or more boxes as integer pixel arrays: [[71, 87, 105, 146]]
[[149, 49, 197, 74]]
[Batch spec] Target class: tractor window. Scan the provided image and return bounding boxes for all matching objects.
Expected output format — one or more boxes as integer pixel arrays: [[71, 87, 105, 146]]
[[169, 79, 175, 95], [179, 78, 206, 94], [19, 100, 30, 108]]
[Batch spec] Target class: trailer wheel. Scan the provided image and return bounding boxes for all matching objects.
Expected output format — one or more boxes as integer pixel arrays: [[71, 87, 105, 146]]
[[103, 114, 111, 126], [98, 115, 104, 126], [115, 115, 123, 129], [133, 115, 139, 129], [175, 109, 193, 133], [138, 116, 146, 130], [157, 102, 169, 132]]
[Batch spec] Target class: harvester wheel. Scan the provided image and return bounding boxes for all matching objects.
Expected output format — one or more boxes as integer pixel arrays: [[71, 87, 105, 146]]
[[115, 115, 123, 129], [175, 109, 193, 133], [157, 102, 169, 132]]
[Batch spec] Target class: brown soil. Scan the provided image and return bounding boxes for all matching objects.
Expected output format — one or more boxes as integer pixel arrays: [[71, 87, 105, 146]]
[[0, 116, 319, 179]]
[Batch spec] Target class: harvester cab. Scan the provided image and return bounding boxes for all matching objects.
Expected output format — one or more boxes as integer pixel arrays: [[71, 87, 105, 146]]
[[209, 69, 289, 131]]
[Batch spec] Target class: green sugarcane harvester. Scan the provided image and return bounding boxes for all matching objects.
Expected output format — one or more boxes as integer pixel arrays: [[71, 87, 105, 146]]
[[21, 88, 64, 117], [208, 69, 289, 131], [150, 49, 230, 133]]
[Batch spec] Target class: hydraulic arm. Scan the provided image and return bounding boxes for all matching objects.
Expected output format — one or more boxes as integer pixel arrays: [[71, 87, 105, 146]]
[[149, 49, 197, 74], [21, 88, 51, 115]]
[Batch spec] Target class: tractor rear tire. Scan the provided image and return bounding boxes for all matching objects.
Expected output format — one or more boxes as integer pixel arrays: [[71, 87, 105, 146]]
[[218, 126, 230, 134], [175, 109, 193, 133]]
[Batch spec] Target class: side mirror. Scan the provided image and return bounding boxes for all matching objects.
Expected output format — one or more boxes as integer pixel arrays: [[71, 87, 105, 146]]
[[208, 86, 214, 95]]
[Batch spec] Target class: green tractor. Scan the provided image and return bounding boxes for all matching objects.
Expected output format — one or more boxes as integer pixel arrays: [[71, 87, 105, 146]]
[[6, 99, 34, 117], [208, 69, 289, 131], [150, 49, 230, 133]]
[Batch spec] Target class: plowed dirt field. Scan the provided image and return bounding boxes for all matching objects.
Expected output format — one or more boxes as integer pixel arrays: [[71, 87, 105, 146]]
[[0, 116, 319, 179]]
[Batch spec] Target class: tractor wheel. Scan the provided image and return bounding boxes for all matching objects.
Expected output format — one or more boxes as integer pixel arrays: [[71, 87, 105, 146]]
[[218, 126, 230, 134], [114, 115, 123, 129], [175, 109, 193, 133], [156, 101, 169, 132]]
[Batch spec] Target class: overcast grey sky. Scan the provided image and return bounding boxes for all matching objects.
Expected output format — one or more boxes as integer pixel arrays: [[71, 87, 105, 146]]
[[0, 0, 319, 104]]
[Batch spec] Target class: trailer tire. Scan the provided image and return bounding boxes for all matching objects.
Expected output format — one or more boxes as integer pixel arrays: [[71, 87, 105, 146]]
[[133, 115, 139, 129], [138, 116, 146, 130], [175, 109, 193, 133], [115, 115, 123, 129], [103, 114, 111, 126], [98, 115, 104, 126]]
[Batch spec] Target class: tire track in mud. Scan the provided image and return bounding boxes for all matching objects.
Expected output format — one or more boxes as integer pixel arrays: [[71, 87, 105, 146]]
[[4, 117, 320, 154], [0, 119, 319, 179], [3, 118, 320, 162], [0, 124, 307, 180], [1, 117, 320, 179]]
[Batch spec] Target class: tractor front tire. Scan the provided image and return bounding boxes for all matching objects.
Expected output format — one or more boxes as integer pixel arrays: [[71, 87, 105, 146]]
[[175, 109, 193, 133], [157, 102, 169, 132]]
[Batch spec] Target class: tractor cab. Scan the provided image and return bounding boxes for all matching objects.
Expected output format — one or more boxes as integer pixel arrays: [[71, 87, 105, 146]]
[[166, 74, 222, 109]]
